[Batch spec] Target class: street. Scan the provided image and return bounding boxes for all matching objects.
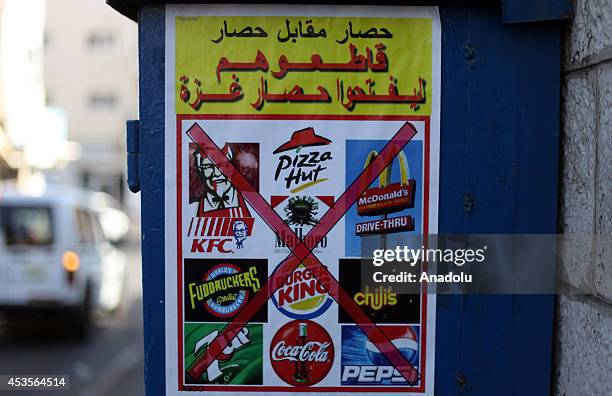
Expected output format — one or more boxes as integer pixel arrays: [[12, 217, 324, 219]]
[[0, 241, 144, 396]]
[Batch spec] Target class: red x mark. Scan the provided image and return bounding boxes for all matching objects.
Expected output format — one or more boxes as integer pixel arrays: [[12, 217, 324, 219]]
[[185, 121, 419, 385]]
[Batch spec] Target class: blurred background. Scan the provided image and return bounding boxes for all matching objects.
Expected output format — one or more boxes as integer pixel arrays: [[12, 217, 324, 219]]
[[0, 0, 143, 394]]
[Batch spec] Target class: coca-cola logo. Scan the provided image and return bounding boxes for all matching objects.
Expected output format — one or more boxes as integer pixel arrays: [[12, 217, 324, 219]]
[[270, 320, 334, 387], [271, 341, 331, 362]]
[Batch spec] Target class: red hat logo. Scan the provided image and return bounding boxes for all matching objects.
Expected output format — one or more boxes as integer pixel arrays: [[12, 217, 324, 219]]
[[273, 127, 331, 154]]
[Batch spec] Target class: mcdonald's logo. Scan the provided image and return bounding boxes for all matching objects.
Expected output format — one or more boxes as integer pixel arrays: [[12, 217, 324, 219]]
[[357, 150, 416, 217]]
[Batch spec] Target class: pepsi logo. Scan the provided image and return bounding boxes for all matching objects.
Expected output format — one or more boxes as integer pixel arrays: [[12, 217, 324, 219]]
[[365, 327, 418, 367], [341, 325, 419, 385]]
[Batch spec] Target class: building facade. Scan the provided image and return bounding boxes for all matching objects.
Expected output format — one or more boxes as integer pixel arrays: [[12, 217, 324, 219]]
[[43, 0, 138, 203]]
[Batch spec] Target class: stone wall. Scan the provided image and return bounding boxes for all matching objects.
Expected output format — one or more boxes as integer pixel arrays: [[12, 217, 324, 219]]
[[555, 1, 612, 394]]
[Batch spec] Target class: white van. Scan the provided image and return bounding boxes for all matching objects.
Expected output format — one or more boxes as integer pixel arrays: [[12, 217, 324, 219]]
[[0, 186, 115, 336]]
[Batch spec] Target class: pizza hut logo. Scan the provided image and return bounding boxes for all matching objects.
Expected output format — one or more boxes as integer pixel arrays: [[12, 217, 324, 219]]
[[273, 128, 333, 193], [270, 320, 334, 387]]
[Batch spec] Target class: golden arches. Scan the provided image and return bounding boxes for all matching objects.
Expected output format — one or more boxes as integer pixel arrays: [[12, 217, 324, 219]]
[[363, 149, 410, 188]]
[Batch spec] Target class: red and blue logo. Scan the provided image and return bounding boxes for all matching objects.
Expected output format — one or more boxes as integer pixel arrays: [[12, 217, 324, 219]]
[[341, 325, 419, 386]]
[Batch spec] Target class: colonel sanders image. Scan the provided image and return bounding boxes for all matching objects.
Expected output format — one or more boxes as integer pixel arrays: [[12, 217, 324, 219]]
[[189, 139, 257, 251], [232, 220, 249, 249], [193, 144, 241, 215]]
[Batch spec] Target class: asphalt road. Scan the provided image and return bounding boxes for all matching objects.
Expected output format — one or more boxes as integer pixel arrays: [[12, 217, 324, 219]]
[[0, 241, 145, 396]]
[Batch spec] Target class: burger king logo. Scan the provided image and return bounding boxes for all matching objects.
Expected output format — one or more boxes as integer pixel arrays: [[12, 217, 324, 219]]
[[271, 263, 332, 319], [270, 320, 334, 387]]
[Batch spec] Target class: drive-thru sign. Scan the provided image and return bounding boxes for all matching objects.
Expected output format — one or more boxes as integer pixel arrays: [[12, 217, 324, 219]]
[[164, 5, 440, 395]]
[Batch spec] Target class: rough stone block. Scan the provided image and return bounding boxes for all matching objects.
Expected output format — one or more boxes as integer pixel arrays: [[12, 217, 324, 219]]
[[558, 73, 597, 292], [553, 294, 612, 395], [594, 64, 612, 301], [565, 0, 612, 70]]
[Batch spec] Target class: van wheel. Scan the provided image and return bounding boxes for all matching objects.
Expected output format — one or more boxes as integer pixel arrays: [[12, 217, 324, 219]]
[[72, 285, 92, 339]]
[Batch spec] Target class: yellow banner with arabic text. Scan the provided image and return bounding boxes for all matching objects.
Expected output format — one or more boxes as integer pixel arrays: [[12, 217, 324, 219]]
[[176, 16, 432, 116]]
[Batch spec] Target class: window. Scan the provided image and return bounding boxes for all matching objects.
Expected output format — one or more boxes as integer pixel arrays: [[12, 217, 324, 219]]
[[75, 208, 94, 244], [75, 208, 106, 244], [0, 206, 54, 246], [88, 93, 117, 110], [87, 32, 114, 51], [90, 212, 107, 243]]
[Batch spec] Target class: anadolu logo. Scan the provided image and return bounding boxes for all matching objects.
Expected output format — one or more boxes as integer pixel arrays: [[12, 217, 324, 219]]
[[271, 263, 333, 320], [270, 320, 334, 387], [189, 263, 261, 318], [273, 127, 333, 193]]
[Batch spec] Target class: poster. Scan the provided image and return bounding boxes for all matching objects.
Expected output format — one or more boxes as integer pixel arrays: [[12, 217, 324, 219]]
[[165, 5, 440, 395]]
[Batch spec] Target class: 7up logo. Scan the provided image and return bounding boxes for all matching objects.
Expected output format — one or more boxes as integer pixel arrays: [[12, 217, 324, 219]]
[[185, 323, 263, 385], [194, 327, 249, 382]]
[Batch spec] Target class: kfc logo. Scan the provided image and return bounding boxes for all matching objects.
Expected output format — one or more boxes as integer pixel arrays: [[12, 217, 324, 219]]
[[187, 141, 259, 253]]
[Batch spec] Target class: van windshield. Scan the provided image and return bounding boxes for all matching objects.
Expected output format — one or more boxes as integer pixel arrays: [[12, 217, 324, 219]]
[[0, 206, 54, 246]]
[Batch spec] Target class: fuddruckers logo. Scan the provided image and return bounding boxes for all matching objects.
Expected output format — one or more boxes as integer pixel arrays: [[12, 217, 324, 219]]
[[273, 127, 333, 193], [272, 263, 332, 319], [184, 258, 268, 322], [355, 150, 416, 236]]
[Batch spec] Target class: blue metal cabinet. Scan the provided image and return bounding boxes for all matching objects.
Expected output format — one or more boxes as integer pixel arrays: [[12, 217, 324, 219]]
[[112, 1, 568, 394]]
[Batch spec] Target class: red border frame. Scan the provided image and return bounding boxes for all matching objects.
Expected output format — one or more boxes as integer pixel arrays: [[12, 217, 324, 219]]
[[176, 114, 430, 393]]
